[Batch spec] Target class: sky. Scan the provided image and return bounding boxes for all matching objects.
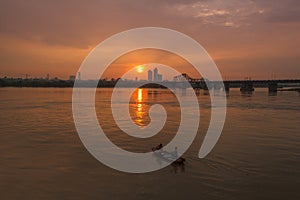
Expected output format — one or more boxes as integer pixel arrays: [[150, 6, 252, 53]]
[[0, 0, 299, 80]]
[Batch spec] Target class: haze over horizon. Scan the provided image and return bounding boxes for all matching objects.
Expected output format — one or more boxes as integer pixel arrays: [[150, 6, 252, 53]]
[[0, 0, 300, 80]]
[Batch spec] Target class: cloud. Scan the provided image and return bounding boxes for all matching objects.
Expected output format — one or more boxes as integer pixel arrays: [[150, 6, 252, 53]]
[[0, 0, 299, 78], [265, 1, 300, 23], [170, 0, 267, 27], [0, 0, 299, 48]]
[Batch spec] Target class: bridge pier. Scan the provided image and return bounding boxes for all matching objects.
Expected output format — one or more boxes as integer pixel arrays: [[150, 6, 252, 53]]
[[240, 81, 254, 95], [194, 88, 201, 96], [224, 83, 230, 94], [268, 82, 278, 96]]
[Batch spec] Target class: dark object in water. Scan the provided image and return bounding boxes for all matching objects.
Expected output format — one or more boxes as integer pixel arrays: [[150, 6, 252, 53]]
[[152, 144, 186, 165], [172, 157, 185, 165], [152, 143, 163, 151]]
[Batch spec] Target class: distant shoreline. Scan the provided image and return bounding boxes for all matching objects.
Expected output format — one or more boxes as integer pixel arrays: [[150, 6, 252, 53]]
[[0, 78, 168, 88]]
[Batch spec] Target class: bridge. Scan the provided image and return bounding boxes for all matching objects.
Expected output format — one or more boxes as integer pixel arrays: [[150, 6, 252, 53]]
[[173, 73, 300, 95]]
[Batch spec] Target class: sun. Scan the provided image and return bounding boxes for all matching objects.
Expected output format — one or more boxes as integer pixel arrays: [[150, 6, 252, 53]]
[[136, 65, 144, 73]]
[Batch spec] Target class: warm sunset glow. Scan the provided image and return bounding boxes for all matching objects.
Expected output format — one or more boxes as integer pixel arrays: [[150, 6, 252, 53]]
[[137, 88, 143, 102], [135, 89, 144, 126], [136, 66, 144, 73]]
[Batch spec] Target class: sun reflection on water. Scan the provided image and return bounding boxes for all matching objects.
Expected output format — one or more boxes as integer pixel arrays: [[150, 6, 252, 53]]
[[134, 89, 145, 126]]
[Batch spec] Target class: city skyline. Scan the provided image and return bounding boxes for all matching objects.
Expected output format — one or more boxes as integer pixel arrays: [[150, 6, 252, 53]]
[[148, 68, 163, 82]]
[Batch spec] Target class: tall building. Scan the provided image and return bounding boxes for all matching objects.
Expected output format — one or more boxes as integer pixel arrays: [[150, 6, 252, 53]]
[[154, 68, 158, 82], [148, 70, 153, 81], [157, 74, 162, 82]]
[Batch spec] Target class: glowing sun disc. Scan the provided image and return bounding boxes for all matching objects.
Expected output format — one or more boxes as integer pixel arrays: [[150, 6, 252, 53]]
[[136, 66, 144, 73]]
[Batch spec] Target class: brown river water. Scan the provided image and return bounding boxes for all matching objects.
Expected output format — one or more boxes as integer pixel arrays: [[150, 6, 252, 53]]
[[0, 87, 299, 199]]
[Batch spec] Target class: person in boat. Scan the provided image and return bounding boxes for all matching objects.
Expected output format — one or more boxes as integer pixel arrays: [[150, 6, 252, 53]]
[[157, 143, 163, 150], [152, 143, 163, 151], [172, 147, 178, 157]]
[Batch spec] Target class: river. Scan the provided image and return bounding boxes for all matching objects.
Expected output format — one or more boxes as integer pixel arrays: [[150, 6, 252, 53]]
[[0, 87, 299, 199]]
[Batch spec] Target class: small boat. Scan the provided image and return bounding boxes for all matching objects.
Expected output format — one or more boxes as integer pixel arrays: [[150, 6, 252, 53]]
[[152, 144, 163, 151], [152, 145, 186, 165], [172, 157, 186, 165]]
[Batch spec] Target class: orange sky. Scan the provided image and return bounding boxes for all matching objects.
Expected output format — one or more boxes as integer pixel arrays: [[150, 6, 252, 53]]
[[102, 49, 200, 81], [0, 0, 300, 80]]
